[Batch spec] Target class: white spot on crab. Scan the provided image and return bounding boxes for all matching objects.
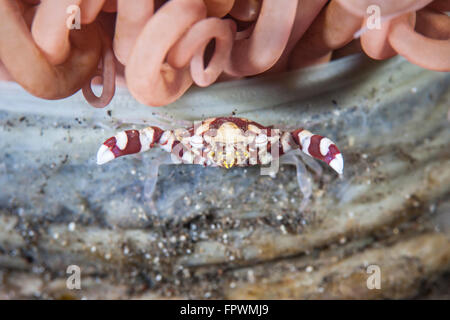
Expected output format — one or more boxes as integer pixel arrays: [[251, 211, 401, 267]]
[[280, 132, 293, 153], [115, 131, 128, 150], [190, 135, 204, 148], [319, 137, 334, 156], [139, 127, 155, 152], [298, 130, 313, 155], [301, 138, 311, 156], [255, 134, 267, 145], [160, 131, 174, 152], [182, 151, 194, 164]]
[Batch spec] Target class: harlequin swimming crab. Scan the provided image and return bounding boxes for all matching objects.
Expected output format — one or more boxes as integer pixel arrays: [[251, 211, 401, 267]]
[[97, 117, 343, 206]]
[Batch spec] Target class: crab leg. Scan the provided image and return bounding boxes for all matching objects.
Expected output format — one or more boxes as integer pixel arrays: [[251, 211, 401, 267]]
[[97, 126, 165, 165], [280, 153, 313, 210], [290, 129, 344, 175]]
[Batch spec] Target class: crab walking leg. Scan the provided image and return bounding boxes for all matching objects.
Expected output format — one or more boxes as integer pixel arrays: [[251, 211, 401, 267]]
[[294, 149, 324, 176], [97, 126, 165, 165], [290, 129, 344, 175], [142, 153, 174, 209], [280, 153, 313, 210]]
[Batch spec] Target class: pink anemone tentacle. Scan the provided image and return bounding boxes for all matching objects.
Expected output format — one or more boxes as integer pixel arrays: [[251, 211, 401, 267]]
[[269, 0, 328, 73], [389, 12, 450, 71], [0, 0, 102, 99], [203, 0, 235, 18], [229, 0, 261, 22], [79, 0, 106, 24], [288, 0, 362, 70], [113, 0, 154, 65], [168, 17, 236, 87], [82, 24, 116, 108], [225, 0, 298, 76], [335, 0, 433, 18], [125, 0, 207, 106], [31, 0, 82, 65], [360, 17, 398, 60]]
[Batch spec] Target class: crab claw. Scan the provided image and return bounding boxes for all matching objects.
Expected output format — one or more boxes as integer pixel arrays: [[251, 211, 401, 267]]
[[96, 127, 165, 165], [291, 129, 344, 175], [96, 130, 142, 165]]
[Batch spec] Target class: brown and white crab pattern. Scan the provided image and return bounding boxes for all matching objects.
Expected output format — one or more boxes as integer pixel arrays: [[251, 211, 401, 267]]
[[97, 117, 343, 207]]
